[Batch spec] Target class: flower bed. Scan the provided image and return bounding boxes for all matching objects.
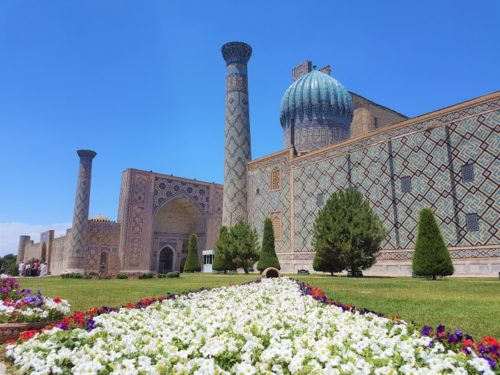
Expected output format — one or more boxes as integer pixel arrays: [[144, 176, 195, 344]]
[[5, 278, 498, 374], [0, 278, 70, 324]]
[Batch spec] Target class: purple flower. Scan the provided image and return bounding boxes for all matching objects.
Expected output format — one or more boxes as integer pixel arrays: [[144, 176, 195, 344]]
[[85, 318, 96, 332], [421, 326, 432, 336], [436, 325, 445, 334], [446, 334, 459, 344], [57, 323, 69, 330], [480, 356, 496, 369], [454, 328, 463, 340]]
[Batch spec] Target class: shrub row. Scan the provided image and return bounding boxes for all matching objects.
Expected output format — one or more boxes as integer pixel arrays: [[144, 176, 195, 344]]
[[60, 271, 180, 280]]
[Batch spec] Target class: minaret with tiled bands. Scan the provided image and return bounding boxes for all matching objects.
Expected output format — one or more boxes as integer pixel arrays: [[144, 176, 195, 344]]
[[67, 149, 96, 273], [221, 41, 252, 227]]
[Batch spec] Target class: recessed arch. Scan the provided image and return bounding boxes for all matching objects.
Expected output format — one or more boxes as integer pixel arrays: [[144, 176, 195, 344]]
[[100, 252, 108, 274], [158, 246, 175, 273], [153, 196, 205, 235]]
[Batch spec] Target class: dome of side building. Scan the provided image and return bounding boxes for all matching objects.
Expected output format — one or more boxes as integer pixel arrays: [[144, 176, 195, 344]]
[[280, 67, 353, 153]]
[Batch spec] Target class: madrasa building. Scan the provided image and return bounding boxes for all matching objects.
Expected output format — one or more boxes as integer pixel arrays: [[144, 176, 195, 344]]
[[17, 42, 500, 276]]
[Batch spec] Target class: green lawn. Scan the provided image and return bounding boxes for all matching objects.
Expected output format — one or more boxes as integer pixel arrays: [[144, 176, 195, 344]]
[[18, 274, 500, 339], [297, 275, 500, 339]]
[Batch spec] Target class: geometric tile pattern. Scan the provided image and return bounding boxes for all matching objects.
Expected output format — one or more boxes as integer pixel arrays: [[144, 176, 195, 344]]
[[153, 177, 209, 216], [68, 150, 96, 269], [377, 247, 500, 261], [248, 95, 500, 268], [248, 150, 291, 252], [391, 126, 457, 248], [222, 42, 252, 227], [449, 110, 500, 246]]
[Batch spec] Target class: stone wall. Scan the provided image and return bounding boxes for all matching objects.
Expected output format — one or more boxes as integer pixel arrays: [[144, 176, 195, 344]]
[[351, 93, 408, 137], [85, 219, 121, 274], [248, 92, 500, 275], [49, 233, 69, 276]]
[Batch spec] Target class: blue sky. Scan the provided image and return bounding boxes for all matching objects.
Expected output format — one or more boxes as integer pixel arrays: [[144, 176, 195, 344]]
[[0, 0, 499, 254]]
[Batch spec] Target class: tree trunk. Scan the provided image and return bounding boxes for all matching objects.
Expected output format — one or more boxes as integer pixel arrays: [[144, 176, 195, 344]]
[[432, 275, 436, 280]]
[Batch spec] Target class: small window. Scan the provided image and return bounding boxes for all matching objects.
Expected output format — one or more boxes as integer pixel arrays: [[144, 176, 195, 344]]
[[270, 168, 281, 191], [256, 188, 260, 195], [465, 214, 479, 232], [374, 117, 379, 128], [316, 193, 324, 207], [401, 176, 412, 193], [272, 215, 282, 241], [462, 164, 474, 183]]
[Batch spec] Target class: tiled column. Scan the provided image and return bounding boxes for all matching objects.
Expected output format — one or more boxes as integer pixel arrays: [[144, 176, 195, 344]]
[[67, 149, 96, 273], [221, 41, 252, 226]]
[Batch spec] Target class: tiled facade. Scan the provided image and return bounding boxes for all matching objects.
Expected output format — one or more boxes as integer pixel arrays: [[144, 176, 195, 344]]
[[247, 93, 500, 275]]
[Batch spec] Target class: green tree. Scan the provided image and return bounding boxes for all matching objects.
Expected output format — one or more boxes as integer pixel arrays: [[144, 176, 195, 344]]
[[230, 221, 259, 274], [183, 234, 201, 273], [257, 218, 281, 272], [412, 208, 454, 280], [312, 189, 387, 276], [0, 254, 18, 276], [213, 226, 235, 273]]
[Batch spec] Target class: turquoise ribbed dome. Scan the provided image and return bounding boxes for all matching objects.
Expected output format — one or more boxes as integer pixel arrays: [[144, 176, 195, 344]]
[[280, 70, 353, 126]]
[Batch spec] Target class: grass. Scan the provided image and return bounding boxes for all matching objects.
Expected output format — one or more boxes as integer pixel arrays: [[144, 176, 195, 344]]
[[296, 275, 500, 339], [18, 274, 500, 339]]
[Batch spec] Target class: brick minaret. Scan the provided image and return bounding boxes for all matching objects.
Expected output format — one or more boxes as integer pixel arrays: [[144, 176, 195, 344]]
[[17, 235, 30, 264], [221, 41, 252, 226], [67, 149, 96, 273]]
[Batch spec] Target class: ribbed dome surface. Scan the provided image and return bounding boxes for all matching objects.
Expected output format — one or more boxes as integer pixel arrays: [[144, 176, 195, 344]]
[[280, 70, 352, 125]]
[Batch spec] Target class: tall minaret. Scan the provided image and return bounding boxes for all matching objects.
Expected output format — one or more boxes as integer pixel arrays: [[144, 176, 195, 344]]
[[67, 149, 96, 273], [221, 41, 252, 227]]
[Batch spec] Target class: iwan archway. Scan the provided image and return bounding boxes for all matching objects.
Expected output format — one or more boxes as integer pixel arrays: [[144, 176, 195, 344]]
[[152, 196, 205, 272]]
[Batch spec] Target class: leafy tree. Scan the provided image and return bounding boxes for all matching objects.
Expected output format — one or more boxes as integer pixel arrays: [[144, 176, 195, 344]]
[[312, 189, 387, 276], [257, 218, 281, 272], [412, 208, 454, 280], [230, 221, 259, 274], [0, 254, 18, 276], [183, 234, 201, 273], [213, 226, 235, 273]]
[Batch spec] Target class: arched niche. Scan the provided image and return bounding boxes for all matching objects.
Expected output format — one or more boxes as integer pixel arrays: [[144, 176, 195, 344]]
[[158, 246, 175, 273], [153, 196, 204, 235]]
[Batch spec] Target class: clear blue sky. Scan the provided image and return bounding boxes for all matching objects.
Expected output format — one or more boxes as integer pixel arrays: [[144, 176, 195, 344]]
[[0, 0, 499, 254]]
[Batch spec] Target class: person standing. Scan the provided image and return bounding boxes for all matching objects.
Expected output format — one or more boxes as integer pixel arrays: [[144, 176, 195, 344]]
[[40, 262, 47, 277], [25, 263, 31, 277], [18, 262, 25, 277]]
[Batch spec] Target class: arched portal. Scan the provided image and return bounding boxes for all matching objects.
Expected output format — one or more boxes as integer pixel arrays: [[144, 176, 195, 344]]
[[99, 252, 108, 274], [41, 243, 47, 263], [158, 246, 175, 273], [153, 197, 205, 271]]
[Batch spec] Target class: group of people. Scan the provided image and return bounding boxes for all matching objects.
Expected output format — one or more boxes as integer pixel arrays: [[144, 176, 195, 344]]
[[18, 260, 48, 277]]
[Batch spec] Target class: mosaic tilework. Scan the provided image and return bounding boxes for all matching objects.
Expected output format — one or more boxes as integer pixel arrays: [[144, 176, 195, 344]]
[[222, 42, 252, 227], [68, 150, 96, 269], [248, 151, 291, 253], [153, 177, 209, 216], [350, 142, 397, 248], [293, 155, 351, 252], [288, 96, 499, 260], [377, 247, 500, 261], [449, 110, 500, 246], [391, 127, 457, 249]]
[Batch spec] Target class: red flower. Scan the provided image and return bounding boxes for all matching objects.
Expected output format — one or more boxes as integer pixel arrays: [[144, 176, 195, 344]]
[[463, 339, 474, 347], [53, 297, 62, 304], [20, 330, 38, 341], [5, 339, 15, 345]]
